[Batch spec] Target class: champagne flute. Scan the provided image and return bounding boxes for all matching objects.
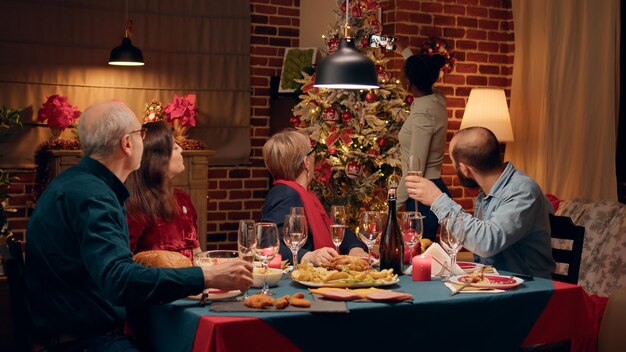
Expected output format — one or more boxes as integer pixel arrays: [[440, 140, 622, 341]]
[[290, 207, 305, 216], [237, 220, 256, 300], [283, 214, 308, 266], [407, 155, 422, 211], [358, 211, 383, 267], [330, 205, 347, 253], [401, 211, 423, 260], [253, 222, 280, 295], [440, 214, 465, 278]]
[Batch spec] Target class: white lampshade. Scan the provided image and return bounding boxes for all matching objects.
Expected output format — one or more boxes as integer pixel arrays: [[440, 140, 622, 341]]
[[460, 88, 514, 142]]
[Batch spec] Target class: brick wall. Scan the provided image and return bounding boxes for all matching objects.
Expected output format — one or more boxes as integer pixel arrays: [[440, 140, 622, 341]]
[[4, 0, 514, 248]]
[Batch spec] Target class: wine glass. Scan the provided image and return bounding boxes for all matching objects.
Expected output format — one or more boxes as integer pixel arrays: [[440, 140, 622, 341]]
[[237, 220, 256, 300], [401, 211, 423, 260], [358, 211, 383, 267], [253, 222, 280, 295], [330, 205, 347, 253], [440, 214, 465, 278], [283, 214, 308, 267], [407, 155, 422, 211], [290, 207, 305, 216]]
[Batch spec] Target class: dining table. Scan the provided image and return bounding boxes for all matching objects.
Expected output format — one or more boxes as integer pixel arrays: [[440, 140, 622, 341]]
[[141, 272, 599, 352]]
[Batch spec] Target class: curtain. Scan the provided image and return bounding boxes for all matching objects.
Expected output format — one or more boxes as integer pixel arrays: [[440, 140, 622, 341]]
[[507, 0, 619, 202], [0, 0, 250, 166]]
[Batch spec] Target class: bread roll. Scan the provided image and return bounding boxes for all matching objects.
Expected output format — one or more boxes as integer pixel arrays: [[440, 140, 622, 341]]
[[132, 250, 192, 268]]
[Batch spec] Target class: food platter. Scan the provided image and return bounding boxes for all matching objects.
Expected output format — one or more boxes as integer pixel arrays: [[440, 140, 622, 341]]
[[294, 278, 399, 288], [448, 275, 524, 290]]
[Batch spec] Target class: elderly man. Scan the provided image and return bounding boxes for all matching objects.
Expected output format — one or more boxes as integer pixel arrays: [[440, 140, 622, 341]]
[[405, 127, 554, 278], [25, 101, 253, 351]]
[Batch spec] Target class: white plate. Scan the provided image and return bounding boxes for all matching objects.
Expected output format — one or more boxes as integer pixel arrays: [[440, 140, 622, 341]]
[[188, 289, 241, 301], [448, 275, 524, 290], [457, 261, 485, 273], [293, 278, 399, 288]]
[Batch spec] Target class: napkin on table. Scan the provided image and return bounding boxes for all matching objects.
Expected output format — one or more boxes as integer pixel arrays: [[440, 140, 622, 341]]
[[404, 243, 464, 276]]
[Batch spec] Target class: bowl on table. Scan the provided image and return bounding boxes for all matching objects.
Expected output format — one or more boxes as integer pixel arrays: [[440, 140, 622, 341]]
[[194, 250, 239, 267], [252, 267, 284, 288]]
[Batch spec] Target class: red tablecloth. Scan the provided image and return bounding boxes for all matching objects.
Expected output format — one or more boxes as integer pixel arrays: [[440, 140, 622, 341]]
[[524, 281, 607, 351]]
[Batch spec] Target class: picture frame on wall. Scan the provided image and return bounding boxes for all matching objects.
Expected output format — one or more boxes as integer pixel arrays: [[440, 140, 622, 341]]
[[278, 47, 317, 93]]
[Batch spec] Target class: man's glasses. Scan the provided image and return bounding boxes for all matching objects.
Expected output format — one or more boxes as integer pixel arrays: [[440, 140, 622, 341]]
[[306, 145, 317, 157], [128, 128, 147, 140]]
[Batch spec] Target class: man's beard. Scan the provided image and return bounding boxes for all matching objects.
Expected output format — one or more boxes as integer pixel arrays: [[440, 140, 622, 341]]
[[457, 169, 480, 189]]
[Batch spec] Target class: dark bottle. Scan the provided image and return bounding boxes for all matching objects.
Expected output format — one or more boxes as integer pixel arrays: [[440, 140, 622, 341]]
[[380, 188, 404, 275]]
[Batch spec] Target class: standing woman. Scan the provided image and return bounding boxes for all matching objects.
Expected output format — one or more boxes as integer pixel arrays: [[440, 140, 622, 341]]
[[125, 121, 201, 260], [397, 47, 451, 241]]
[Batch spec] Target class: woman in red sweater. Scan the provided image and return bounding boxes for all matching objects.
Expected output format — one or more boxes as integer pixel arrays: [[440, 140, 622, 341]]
[[125, 121, 200, 260]]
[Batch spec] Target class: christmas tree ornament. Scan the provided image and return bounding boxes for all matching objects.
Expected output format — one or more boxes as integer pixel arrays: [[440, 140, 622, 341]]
[[341, 111, 352, 123], [324, 107, 339, 124], [405, 95, 414, 105], [365, 91, 377, 103], [290, 116, 300, 126], [377, 138, 387, 148], [345, 159, 363, 179], [367, 148, 379, 157], [328, 145, 337, 155]]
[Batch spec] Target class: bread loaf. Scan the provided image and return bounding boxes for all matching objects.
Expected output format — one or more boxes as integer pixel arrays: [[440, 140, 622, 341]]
[[132, 250, 192, 268]]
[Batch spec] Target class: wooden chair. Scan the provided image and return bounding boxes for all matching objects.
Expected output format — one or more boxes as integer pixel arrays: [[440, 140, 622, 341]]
[[1, 234, 31, 352], [549, 214, 585, 284]]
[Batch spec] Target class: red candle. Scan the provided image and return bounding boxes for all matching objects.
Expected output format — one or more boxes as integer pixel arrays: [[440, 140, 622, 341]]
[[412, 254, 431, 281], [268, 254, 282, 268]]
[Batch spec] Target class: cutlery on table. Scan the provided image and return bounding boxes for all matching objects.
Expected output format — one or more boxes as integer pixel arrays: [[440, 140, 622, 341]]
[[449, 282, 471, 296]]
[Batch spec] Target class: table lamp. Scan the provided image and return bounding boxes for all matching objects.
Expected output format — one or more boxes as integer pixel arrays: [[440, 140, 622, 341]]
[[460, 88, 513, 142]]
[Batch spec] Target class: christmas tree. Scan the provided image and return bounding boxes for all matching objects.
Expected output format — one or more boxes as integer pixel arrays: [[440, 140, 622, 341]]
[[290, 0, 411, 225]]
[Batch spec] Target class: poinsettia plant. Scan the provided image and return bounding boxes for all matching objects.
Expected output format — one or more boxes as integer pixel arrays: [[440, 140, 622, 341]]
[[37, 94, 81, 130], [163, 93, 197, 141]]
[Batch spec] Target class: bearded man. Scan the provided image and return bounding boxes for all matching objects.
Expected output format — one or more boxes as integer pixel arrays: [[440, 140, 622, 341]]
[[405, 126, 555, 278]]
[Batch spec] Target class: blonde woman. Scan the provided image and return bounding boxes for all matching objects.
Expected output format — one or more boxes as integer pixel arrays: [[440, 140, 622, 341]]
[[260, 130, 368, 266]]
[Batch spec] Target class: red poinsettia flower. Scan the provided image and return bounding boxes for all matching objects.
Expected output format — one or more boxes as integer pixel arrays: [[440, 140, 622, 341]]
[[163, 93, 197, 127], [37, 94, 81, 130]]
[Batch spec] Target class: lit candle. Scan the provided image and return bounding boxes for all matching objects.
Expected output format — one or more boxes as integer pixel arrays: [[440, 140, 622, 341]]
[[412, 254, 431, 281]]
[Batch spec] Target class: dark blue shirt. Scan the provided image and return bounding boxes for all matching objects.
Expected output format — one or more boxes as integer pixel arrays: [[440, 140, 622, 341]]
[[25, 157, 204, 337], [260, 184, 367, 264]]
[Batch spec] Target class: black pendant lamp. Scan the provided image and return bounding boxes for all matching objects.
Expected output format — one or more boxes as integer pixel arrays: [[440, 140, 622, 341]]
[[109, 0, 144, 66], [314, 0, 378, 89]]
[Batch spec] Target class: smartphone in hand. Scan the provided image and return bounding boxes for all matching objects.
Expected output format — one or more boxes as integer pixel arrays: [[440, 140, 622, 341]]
[[368, 34, 397, 50]]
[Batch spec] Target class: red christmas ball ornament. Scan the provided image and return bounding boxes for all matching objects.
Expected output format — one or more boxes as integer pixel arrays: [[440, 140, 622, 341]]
[[341, 111, 352, 123], [289, 116, 300, 126], [324, 107, 338, 125], [405, 95, 414, 105], [328, 145, 337, 155], [327, 38, 340, 53], [345, 159, 363, 179], [377, 138, 387, 148], [361, 37, 370, 48], [365, 91, 377, 103]]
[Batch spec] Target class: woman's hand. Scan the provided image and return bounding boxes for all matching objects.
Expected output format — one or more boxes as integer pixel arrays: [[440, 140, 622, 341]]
[[348, 247, 368, 258], [301, 247, 339, 266]]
